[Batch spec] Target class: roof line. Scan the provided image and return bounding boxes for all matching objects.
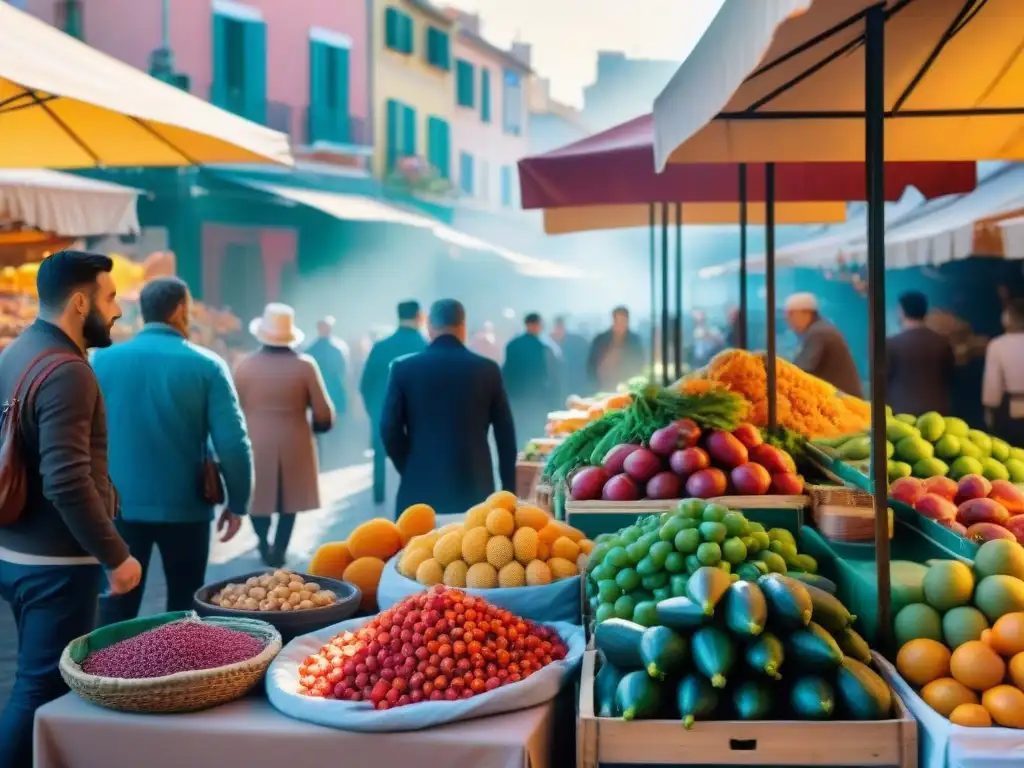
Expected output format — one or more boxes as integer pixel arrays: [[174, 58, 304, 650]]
[[457, 28, 532, 73], [404, 0, 453, 27]]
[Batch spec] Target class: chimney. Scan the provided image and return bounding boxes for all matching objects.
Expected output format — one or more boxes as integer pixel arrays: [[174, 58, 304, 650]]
[[510, 42, 532, 67], [447, 9, 480, 35]]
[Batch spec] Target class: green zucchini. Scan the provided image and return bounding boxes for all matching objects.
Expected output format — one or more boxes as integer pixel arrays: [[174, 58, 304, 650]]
[[676, 673, 719, 729], [594, 618, 645, 669]]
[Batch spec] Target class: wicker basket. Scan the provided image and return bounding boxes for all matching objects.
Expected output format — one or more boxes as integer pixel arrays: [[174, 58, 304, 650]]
[[806, 483, 873, 509], [60, 611, 282, 714]]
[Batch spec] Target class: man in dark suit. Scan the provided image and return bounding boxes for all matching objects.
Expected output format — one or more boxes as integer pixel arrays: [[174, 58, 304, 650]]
[[587, 306, 646, 391], [888, 291, 955, 415], [360, 301, 427, 504], [380, 299, 517, 518], [503, 313, 559, 441]]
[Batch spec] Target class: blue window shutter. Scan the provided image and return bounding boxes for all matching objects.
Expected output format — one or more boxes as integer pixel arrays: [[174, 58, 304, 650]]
[[402, 104, 417, 157], [386, 99, 400, 170], [500, 166, 511, 206], [335, 45, 351, 143], [243, 19, 267, 124], [211, 13, 228, 107], [460, 152, 473, 195], [481, 69, 491, 123], [384, 8, 399, 50], [401, 13, 414, 54], [427, 117, 450, 179], [307, 39, 327, 143], [456, 60, 474, 107], [439, 120, 450, 179]]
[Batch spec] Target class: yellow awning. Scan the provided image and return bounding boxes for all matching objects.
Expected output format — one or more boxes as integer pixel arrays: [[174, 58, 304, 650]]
[[0, 3, 292, 167], [542, 201, 847, 235], [654, 0, 1024, 167]]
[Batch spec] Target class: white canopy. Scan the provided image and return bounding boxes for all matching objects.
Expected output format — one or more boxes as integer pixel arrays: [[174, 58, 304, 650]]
[[0, 169, 139, 236]]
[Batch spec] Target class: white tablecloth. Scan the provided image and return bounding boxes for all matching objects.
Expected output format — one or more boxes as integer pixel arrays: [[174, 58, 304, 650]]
[[34, 693, 554, 768]]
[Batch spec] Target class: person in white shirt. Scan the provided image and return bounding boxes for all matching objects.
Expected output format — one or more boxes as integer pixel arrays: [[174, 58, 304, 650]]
[[982, 298, 1024, 446]]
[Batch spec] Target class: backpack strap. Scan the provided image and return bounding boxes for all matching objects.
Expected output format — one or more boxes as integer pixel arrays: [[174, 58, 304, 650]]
[[17, 352, 84, 414], [7, 350, 63, 409]]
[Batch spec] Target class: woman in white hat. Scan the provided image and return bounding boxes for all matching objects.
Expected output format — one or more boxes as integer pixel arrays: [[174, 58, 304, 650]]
[[234, 303, 335, 566]]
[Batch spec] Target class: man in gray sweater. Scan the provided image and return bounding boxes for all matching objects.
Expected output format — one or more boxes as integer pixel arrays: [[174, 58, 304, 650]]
[[784, 292, 864, 397], [0, 251, 140, 768]]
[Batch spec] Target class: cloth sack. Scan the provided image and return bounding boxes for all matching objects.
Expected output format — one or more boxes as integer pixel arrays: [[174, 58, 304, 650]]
[[266, 614, 584, 732]]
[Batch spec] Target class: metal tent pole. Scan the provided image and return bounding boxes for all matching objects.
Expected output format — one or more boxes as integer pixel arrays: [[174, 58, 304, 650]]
[[765, 163, 777, 429], [739, 163, 749, 349], [649, 203, 656, 372], [865, 3, 892, 653], [661, 201, 670, 386], [674, 202, 683, 380]]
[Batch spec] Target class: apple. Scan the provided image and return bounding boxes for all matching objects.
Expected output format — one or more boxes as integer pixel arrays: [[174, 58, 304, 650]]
[[670, 446, 710, 476], [890, 477, 925, 506], [705, 431, 749, 469], [922, 476, 957, 502], [685, 468, 728, 499], [749, 443, 796, 474], [731, 423, 763, 450], [673, 418, 702, 449], [731, 462, 772, 495], [769, 472, 805, 495], [955, 473, 992, 504]]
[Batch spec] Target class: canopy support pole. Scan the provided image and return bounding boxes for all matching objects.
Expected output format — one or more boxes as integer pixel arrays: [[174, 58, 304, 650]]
[[649, 203, 656, 373], [765, 163, 777, 430], [865, 3, 892, 654], [674, 202, 683, 380], [661, 201, 670, 386], [739, 163, 749, 350]]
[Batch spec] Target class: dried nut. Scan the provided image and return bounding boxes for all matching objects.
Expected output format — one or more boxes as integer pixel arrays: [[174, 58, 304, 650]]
[[279, 602, 293, 611], [298, 590, 312, 602], [287, 592, 302, 606], [305, 582, 321, 593], [298, 599, 316, 610], [245, 576, 260, 587], [287, 581, 305, 592], [248, 587, 267, 600]]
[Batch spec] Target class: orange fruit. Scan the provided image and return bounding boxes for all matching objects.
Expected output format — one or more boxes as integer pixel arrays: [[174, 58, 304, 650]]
[[920, 678, 977, 717], [980, 628, 993, 646], [990, 612, 1024, 658], [486, 491, 518, 510], [949, 703, 992, 727], [950, 641, 1006, 692], [896, 639, 951, 687], [1009, 652, 1024, 690], [981, 685, 1024, 728]]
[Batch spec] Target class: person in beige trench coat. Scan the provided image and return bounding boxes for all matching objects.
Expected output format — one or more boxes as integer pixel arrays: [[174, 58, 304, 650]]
[[234, 303, 335, 566]]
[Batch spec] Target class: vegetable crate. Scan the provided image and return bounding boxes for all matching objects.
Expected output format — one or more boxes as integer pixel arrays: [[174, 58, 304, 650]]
[[566, 496, 808, 541], [577, 651, 918, 768], [515, 457, 546, 503]]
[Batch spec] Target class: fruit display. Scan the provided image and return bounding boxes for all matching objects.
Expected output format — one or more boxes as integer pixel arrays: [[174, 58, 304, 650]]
[[546, 392, 633, 437], [893, 474, 1024, 544], [815, 410, 1024, 484], [395, 491, 590, 588], [592, 566, 891, 723], [677, 348, 871, 439], [295, 585, 568, 705], [584, 500, 821, 626], [892, 540, 1024, 728], [309, 505, 438, 611], [568, 420, 805, 502], [520, 438, 562, 463], [210, 570, 339, 612]]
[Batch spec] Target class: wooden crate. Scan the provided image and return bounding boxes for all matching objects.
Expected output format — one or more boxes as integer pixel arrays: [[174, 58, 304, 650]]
[[515, 458, 546, 502], [577, 651, 917, 768]]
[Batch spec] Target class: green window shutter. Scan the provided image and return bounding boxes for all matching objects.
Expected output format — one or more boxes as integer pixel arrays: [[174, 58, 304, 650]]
[[401, 13, 414, 54], [334, 45, 351, 143], [210, 13, 228, 108], [481, 68, 491, 123], [386, 99, 400, 170], [456, 60, 474, 108], [426, 28, 450, 70], [243, 19, 267, 124], [384, 8, 399, 50], [427, 117, 450, 179], [439, 120, 450, 179], [308, 39, 327, 143], [402, 104, 417, 157]]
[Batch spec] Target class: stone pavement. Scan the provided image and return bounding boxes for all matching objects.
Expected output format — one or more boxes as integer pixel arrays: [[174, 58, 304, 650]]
[[0, 461, 392, 706]]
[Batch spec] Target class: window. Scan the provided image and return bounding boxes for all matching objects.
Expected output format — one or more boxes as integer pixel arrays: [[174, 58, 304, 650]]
[[384, 7, 414, 54], [385, 99, 417, 171], [459, 152, 474, 196], [479, 160, 490, 202], [427, 117, 450, 179], [502, 69, 523, 136], [307, 31, 351, 145], [480, 68, 491, 123], [425, 27, 450, 70], [500, 166, 513, 207], [455, 59, 475, 108], [211, 7, 267, 124]]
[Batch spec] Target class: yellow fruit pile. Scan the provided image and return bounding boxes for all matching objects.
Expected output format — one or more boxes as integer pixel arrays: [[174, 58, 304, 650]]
[[308, 503, 437, 611], [397, 490, 593, 589]]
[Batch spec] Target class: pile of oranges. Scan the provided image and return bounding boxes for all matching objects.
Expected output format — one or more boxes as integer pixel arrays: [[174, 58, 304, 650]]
[[896, 612, 1024, 728]]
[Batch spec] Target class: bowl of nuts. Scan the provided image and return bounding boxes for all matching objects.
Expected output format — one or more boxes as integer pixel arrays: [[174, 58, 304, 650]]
[[193, 569, 361, 641]]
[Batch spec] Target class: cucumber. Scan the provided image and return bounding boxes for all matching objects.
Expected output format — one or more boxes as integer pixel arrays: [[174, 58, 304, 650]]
[[836, 657, 892, 721], [676, 673, 719, 729], [723, 580, 768, 637], [790, 675, 836, 720], [803, 582, 856, 633], [594, 618, 645, 669], [655, 596, 707, 631], [616, 670, 663, 721], [732, 679, 774, 720], [686, 566, 732, 616], [786, 621, 845, 671], [691, 625, 735, 689], [640, 626, 688, 680], [787, 572, 837, 594], [834, 626, 873, 665], [595, 656, 625, 717], [746, 632, 785, 680], [759, 573, 813, 628]]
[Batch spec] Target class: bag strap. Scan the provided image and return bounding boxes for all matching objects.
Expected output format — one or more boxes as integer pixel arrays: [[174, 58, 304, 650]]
[[19, 352, 83, 414], [8, 350, 65, 407]]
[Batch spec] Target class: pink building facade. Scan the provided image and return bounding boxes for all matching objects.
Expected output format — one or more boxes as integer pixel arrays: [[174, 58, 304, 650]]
[[22, 0, 371, 150], [448, 12, 530, 212]]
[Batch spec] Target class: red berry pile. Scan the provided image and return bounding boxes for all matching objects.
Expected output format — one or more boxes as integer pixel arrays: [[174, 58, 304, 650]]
[[297, 585, 568, 708]]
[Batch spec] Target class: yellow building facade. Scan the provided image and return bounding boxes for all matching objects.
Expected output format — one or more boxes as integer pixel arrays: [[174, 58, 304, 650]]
[[371, 0, 455, 183]]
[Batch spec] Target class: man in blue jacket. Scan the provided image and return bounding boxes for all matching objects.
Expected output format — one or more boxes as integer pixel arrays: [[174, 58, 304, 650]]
[[92, 277, 253, 625]]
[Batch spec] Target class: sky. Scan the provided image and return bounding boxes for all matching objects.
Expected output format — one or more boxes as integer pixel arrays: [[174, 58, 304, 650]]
[[443, 0, 726, 106]]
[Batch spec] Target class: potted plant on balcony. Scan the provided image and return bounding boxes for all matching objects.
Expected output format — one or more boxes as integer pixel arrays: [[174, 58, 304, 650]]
[[385, 156, 456, 201]]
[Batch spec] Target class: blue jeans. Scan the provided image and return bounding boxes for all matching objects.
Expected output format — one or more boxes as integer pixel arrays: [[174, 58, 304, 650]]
[[0, 561, 102, 768]]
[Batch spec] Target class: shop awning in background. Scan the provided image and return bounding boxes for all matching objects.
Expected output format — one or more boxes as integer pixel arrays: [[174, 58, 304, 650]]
[[0, 3, 292, 167], [0, 169, 139, 236], [653, 0, 1024, 168], [244, 181, 583, 280]]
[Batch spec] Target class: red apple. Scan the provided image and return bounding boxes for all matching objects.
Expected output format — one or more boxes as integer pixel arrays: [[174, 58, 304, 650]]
[[685, 468, 728, 499], [731, 462, 772, 495], [989, 480, 1024, 515], [673, 418, 702, 449], [705, 431, 749, 469], [955, 473, 992, 504], [769, 472, 805, 495], [890, 477, 925, 507], [731, 423, 763, 450], [922, 476, 958, 502], [914, 493, 957, 523], [956, 497, 1010, 526], [749, 443, 796, 474], [670, 446, 710, 476]]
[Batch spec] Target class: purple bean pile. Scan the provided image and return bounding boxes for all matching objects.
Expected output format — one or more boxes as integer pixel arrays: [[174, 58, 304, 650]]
[[82, 620, 266, 679]]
